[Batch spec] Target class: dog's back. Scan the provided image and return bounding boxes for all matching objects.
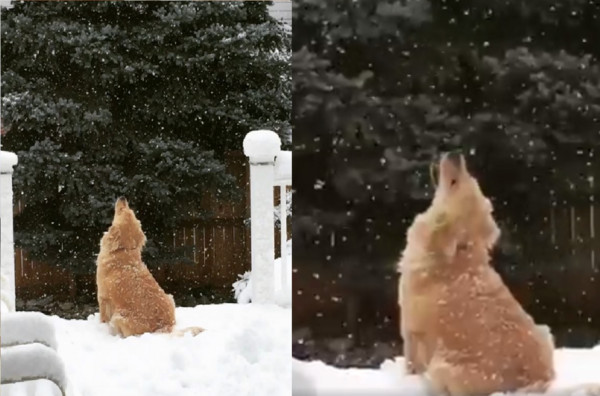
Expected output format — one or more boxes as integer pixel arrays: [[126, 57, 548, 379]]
[[98, 249, 175, 336], [401, 230, 554, 395]]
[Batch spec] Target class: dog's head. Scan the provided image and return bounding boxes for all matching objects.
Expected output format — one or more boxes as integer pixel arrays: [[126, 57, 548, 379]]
[[405, 152, 499, 265], [428, 151, 499, 250], [101, 197, 147, 252]]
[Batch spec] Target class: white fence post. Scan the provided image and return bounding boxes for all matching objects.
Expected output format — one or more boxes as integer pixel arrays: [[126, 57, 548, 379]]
[[279, 184, 287, 295], [243, 130, 281, 304], [1, 150, 19, 312], [273, 150, 291, 300]]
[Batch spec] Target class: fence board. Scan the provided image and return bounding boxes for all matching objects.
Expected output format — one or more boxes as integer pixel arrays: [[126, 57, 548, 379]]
[[574, 204, 591, 269], [13, 250, 71, 298], [554, 204, 572, 256], [594, 200, 600, 272]]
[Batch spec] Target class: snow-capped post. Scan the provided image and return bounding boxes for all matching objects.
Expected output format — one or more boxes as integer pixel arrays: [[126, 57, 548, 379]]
[[0, 150, 18, 312], [243, 130, 281, 304]]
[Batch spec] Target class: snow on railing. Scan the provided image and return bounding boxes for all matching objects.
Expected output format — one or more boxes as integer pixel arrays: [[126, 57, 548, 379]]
[[1, 150, 18, 312], [243, 130, 291, 304]]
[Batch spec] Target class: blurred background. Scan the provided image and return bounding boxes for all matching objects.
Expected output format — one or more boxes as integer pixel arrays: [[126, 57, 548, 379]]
[[292, 0, 600, 367], [1, 1, 291, 318]]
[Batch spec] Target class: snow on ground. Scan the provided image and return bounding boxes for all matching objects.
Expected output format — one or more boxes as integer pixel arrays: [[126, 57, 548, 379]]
[[3, 304, 291, 396], [293, 348, 600, 396]]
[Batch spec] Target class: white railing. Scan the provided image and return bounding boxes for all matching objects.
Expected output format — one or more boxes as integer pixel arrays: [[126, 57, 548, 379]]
[[243, 130, 291, 304], [0, 150, 19, 312]]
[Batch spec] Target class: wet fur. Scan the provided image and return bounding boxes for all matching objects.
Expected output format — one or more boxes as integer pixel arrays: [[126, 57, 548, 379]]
[[398, 154, 555, 395], [97, 198, 202, 337]]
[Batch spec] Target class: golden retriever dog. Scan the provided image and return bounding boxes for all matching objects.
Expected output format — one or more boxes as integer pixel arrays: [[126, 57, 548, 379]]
[[97, 197, 202, 337], [398, 152, 555, 395]]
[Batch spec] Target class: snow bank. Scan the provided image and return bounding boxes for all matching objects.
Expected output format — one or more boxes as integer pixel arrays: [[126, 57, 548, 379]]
[[3, 304, 291, 396], [293, 349, 600, 396], [232, 271, 252, 304]]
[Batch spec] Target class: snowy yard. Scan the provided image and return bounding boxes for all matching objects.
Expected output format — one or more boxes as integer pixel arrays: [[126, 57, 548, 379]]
[[2, 239, 292, 396], [3, 304, 290, 396], [293, 348, 600, 396]]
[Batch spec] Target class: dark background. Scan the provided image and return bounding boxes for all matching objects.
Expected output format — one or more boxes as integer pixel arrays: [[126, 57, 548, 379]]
[[292, 0, 600, 367]]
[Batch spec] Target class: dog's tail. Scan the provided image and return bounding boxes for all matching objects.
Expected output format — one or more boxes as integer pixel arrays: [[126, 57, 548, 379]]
[[171, 326, 204, 337], [519, 381, 600, 396]]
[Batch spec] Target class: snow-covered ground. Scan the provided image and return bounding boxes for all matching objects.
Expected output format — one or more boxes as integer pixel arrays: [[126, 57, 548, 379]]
[[3, 304, 291, 396], [293, 348, 600, 396]]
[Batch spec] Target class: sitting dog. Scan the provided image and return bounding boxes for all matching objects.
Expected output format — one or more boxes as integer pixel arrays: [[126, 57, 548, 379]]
[[97, 197, 202, 337], [398, 152, 555, 395]]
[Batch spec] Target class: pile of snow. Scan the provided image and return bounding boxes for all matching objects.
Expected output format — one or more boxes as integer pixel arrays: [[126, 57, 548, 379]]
[[233, 239, 292, 307], [293, 348, 600, 396], [232, 271, 252, 304], [3, 304, 291, 396]]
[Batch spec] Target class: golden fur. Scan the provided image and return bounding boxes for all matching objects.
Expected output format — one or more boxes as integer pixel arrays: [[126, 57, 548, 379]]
[[398, 153, 555, 395], [97, 197, 201, 337]]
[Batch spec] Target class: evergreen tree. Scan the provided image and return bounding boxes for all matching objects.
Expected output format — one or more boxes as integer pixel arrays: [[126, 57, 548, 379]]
[[293, 0, 600, 257], [2, 1, 291, 273]]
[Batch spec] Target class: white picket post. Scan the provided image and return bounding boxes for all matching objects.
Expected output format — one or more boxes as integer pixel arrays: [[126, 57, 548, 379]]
[[243, 130, 281, 304], [279, 184, 287, 294], [1, 150, 19, 312]]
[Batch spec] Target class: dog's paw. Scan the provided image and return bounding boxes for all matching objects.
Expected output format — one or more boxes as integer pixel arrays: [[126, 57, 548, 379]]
[[404, 361, 419, 375]]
